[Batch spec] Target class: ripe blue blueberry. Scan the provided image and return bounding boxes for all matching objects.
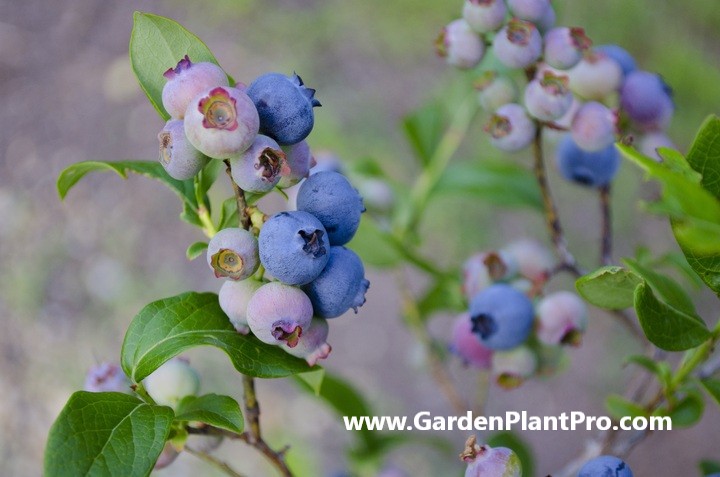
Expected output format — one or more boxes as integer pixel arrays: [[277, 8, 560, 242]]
[[206, 228, 259, 280], [436, 19, 486, 70], [620, 71, 674, 131], [158, 119, 208, 180], [279, 140, 316, 188], [450, 313, 493, 369], [246, 73, 320, 145], [485, 103, 536, 152], [594, 44, 636, 78], [83, 362, 130, 393], [161, 56, 228, 120], [536, 291, 587, 346], [556, 134, 620, 187], [536, 2, 556, 32], [297, 171, 364, 246], [475, 72, 517, 112], [462, 0, 507, 34], [246, 282, 313, 348], [143, 357, 200, 409], [506, 0, 550, 23], [578, 455, 633, 477], [229, 134, 285, 193], [567, 52, 622, 100], [571, 101, 616, 152], [469, 283, 534, 350], [491, 345, 537, 389], [184, 86, 260, 159], [493, 19, 542, 69], [259, 211, 329, 285], [285, 316, 332, 365], [524, 72, 573, 122], [543, 27, 591, 70], [302, 246, 370, 318], [460, 436, 522, 477], [219, 278, 263, 334]]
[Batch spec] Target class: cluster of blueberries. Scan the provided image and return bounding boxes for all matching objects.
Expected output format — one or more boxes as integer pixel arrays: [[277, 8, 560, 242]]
[[437, 0, 675, 188], [450, 239, 587, 389], [157, 55, 369, 365]]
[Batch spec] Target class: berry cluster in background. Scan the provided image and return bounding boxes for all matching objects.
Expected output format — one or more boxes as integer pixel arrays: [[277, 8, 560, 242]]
[[437, 0, 676, 188]]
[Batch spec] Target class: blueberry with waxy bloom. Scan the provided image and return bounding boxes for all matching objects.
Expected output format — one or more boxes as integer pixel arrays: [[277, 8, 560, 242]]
[[206, 228, 259, 281], [259, 211, 329, 285], [543, 27, 592, 70], [219, 278, 263, 334], [469, 284, 534, 350], [492, 19, 542, 69], [620, 71, 674, 131], [555, 134, 620, 187], [246, 282, 313, 348], [279, 140, 316, 188], [524, 72, 573, 122], [161, 55, 228, 119], [460, 436, 522, 477], [450, 313, 493, 369], [302, 246, 370, 318], [475, 72, 517, 112], [506, 0, 550, 23], [567, 52, 622, 100], [436, 19, 486, 70], [143, 357, 200, 409], [158, 119, 208, 180], [285, 316, 332, 366], [462, 0, 507, 33], [536, 291, 588, 346], [595, 44, 636, 78], [578, 455, 633, 477], [229, 134, 285, 193], [485, 103, 536, 152], [571, 101, 616, 152], [184, 86, 260, 159]]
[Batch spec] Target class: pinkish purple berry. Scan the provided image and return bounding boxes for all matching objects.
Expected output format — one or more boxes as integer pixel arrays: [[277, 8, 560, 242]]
[[524, 72, 573, 121], [436, 19, 486, 70], [154, 442, 180, 470], [450, 313, 493, 369], [219, 278, 263, 334], [229, 134, 285, 193], [161, 56, 229, 120], [543, 27, 592, 70], [639, 132, 676, 161], [184, 86, 260, 159], [571, 102, 616, 152], [462, 0, 507, 33], [279, 140, 316, 188], [500, 238, 554, 282], [462, 251, 518, 299], [246, 282, 313, 348], [536, 291, 587, 346], [492, 19, 542, 69], [285, 317, 332, 366], [460, 436, 522, 477], [206, 228, 259, 281], [491, 346, 537, 389], [83, 362, 130, 393], [506, 0, 550, 23], [567, 52, 622, 100], [485, 103, 536, 152], [475, 72, 517, 112], [158, 119, 208, 180]]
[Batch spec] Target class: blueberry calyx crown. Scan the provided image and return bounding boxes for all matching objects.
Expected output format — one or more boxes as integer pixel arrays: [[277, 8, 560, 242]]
[[569, 27, 592, 50], [163, 54, 193, 80], [255, 147, 285, 181], [540, 72, 570, 95], [470, 313, 498, 339], [299, 229, 326, 258], [506, 19, 534, 46], [211, 249, 245, 279], [484, 114, 512, 139], [434, 28, 450, 58], [482, 252, 509, 281], [199, 87, 238, 131], [293, 73, 322, 108], [459, 435, 488, 463], [158, 130, 173, 165], [271, 321, 303, 348], [473, 71, 498, 91]]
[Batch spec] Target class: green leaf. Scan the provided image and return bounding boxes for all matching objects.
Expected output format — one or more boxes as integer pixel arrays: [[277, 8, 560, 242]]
[[348, 217, 402, 268], [605, 394, 648, 420], [625, 355, 671, 389], [121, 292, 311, 383], [634, 282, 711, 351], [487, 431, 534, 477], [402, 102, 447, 166], [174, 394, 243, 433], [44, 392, 173, 477], [667, 391, 704, 427], [686, 115, 720, 200], [623, 258, 698, 318], [575, 266, 642, 310], [186, 241, 208, 261], [434, 160, 543, 210], [217, 197, 239, 231], [293, 368, 326, 396], [57, 160, 196, 208], [700, 378, 720, 407], [700, 460, 720, 475], [129, 12, 229, 119]]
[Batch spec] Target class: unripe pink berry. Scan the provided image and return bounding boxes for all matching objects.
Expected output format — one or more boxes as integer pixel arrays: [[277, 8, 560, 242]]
[[285, 317, 332, 366], [462, 0, 507, 33], [491, 345, 537, 389], [450, 313, 493, 369], [436, 19, 486, 70], [206, 228, 260, 281], [229, 134, 286, 193], [536, 291, 587, 346], [246, 282, 313, 348], [219, 278, 263, 334], [567, 52, 622, 100], [571, 102, 617, 152], [161, 56, 229, 119], [279, 140, 316, 188], [158, 119, 208, 180]]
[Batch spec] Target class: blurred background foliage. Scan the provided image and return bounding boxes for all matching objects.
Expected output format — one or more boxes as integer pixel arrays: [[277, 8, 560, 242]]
[[0, 0, 719, 476]]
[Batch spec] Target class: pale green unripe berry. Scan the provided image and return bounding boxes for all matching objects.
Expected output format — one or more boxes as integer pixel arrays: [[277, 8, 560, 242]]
[[144, 358, 200, 409]]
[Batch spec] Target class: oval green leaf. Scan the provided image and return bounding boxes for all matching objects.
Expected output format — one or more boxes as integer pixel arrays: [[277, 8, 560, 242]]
[[576, 266, 642, 310], [175, 394, 244, 434], [121, 292, 312, 383], [44, 392, 173, 477]]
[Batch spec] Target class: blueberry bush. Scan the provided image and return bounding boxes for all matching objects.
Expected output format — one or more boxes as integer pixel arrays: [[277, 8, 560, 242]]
[[44, 3, 720, 477]]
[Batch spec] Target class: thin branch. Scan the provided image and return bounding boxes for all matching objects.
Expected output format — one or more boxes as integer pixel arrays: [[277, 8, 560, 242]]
[[224, 159, 251, 230], [185, 447, 247, 477], [599, 184, 613, 266]]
